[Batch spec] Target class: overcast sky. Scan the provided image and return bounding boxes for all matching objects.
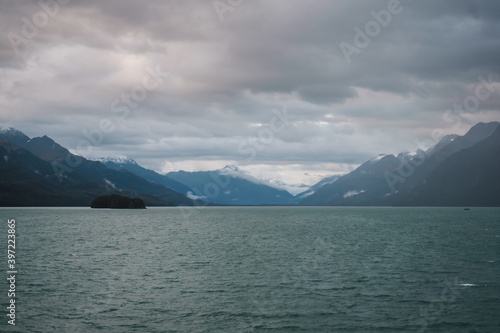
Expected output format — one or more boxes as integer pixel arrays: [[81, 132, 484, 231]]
[[1, 0, 500, 192]]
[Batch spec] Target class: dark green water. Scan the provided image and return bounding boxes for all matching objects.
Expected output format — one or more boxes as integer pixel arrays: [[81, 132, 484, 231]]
[[1, 207, 499, 332]]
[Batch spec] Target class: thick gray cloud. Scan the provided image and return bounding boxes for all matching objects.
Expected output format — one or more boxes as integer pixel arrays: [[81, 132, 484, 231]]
[[1, 0, 499, 187]]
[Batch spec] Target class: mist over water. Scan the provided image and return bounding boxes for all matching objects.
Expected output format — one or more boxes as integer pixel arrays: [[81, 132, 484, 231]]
[[3, 207, 500, 332]]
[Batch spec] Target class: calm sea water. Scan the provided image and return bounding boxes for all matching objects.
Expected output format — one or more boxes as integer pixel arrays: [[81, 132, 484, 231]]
[[1, 207, 499, 332]]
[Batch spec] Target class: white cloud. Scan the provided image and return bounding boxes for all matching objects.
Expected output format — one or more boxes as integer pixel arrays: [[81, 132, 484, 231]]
[[186, 191, 206, 200], [343, 190, 366, 198]]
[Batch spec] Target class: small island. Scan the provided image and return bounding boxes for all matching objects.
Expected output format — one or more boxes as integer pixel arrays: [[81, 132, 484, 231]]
[[90, 194, 146, 209]]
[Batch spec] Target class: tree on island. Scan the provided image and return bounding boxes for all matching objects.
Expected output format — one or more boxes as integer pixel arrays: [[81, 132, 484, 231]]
[[90, 194, 146, 209]]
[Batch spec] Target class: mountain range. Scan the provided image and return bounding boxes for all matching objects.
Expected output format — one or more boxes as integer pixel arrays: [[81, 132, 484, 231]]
[[0, 121, 499, 207], [96, 156, 193, 195], [166, 165, 295, 205], [299, 121, 500, 206], [399, 124, 500, 206], [0, 128, 193, 206]]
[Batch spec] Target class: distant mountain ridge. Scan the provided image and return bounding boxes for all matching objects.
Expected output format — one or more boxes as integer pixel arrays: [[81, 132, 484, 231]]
[[0, 127, 30, 147], [300, 154, 402, 205], [167, 165, 296, 205], [388, 121, 500, 203], [399, 124, 500, 206], [295, 174, 342, 200], [0, 129, 194, 207], [299, 121, 500, 206], [1, 121, 499, 207], [95, 157, 193, 196]]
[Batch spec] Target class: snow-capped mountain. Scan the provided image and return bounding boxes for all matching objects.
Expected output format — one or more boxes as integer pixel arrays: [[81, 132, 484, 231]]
[[97, 156, 193, 196], [167, 165, 295, 205], [424, 134, 458, 157], [219, 164, 290, 191], [295, 174, 342, 200], [0, 126, 24, 135], [1, 121, 498, 207], [300, 153, 401, 205], [369, 153, 388, 164], [399, 124, 500, 206], [219, 164, 264, 184], [267, 178, 310, 196], [0, 128, 194, 206], [93, 156, 139, 166], [0, 127, 31, 148], [219, 165, 308, 196], [300, 121, 500, 206]]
